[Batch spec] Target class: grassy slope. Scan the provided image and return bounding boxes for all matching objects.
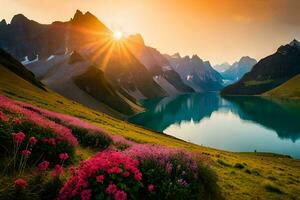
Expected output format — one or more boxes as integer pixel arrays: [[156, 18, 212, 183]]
[[264, 74, 300, 99], [1, 66, 300, 200]]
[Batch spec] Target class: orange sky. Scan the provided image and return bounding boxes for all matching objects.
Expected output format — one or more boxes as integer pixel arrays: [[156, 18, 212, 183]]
[[1, 0, 300, 64]]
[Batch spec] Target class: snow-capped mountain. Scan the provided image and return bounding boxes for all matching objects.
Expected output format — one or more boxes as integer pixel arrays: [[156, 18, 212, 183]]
[[164, 53, 224, 92], [127, 34, 194, 95], [220, 56, 257, 82]]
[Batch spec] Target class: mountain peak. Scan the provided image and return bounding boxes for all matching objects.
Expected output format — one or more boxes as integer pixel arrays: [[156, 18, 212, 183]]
[[172, 53, 181, 59], [73, 9, 84, 20], [0, 19, 7, 26], [10, 14, 29, 24], [191, 54, 202, 62], [70, 10, 110, 33], [289, 39, 300, 48], [0, 19, 7, 27], [239, 56, 257, 63], [127, 34, 145, 46]]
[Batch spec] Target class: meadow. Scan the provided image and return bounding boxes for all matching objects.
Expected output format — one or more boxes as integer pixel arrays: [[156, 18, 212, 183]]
[[0, 66, 300, 199]]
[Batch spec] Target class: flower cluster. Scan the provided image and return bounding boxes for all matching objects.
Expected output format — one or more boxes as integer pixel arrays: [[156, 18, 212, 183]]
[[58, 151, 143, 200], [0, 111, 8, 122], [0, 96, 78, 146], [16, 99, 132, 148], [37, 161, 50, 171], [59, 153, 69, 161], [14, 178, 27, 188], [124, 144, 198, 174], [13, 132, 25, 143], [124, 144, 203, 199]]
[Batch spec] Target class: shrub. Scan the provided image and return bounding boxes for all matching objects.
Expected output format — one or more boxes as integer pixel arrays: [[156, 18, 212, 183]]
[[125, 144, 218, 200], [263, 181, 283, 194], [217, 159, 231, 167], [70, 126, 112, 150], [234, 163, 245, 169], [58, 151, 143, 200]]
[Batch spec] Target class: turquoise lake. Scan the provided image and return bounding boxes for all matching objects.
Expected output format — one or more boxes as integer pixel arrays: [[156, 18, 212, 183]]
[[129, 93, 300, 159]]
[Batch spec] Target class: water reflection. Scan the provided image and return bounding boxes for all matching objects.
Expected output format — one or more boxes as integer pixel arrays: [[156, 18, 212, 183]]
[[129, 93, 300, 157]]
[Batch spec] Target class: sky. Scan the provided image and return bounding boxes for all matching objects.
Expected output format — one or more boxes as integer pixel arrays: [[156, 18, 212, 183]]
[[1, 0, 300, 65]]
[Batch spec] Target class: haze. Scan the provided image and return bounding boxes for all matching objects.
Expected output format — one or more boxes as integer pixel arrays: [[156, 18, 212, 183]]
[[1, 0, 300, 64]]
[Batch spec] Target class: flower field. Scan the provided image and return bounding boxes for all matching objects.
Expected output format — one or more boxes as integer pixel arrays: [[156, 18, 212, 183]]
[[0, 95, 218, 200]]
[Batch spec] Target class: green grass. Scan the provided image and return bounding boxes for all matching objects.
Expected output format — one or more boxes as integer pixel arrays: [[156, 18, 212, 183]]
[[244, 79, 273, 86], [264, 74, 300, 99], [1, 66, 300, 200]]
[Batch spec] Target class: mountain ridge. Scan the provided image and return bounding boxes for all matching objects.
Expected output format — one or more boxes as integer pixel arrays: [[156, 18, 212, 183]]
[[222, 39, 300, 96]]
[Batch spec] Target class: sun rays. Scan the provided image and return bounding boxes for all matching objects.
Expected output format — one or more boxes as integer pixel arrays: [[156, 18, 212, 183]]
[[70, 26, 133, 72]]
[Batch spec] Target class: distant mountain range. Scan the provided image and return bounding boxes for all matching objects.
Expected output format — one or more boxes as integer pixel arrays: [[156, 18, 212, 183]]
[[0, 10, 224, 115], [220, 56, 257, 82], [127, 34, 194, 95], [213, 62, 232, 72], [164, 53, 223, 92], [222, 39, 300, 97]]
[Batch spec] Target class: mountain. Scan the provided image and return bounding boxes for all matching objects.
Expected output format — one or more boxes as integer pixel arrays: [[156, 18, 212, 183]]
[[222, 39, 300, 96], [0, 10, 168, 115], [213, 62, 231, 72], [0, 14, 67, 60], [164, 53, 224, 92], [127, 34, 194, 95], [25, 50, 143, 116], [0, 49, 44, 90], [221, 56, 257, 82]]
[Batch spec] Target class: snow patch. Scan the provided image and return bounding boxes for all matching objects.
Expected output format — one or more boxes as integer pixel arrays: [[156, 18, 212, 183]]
[[47, 55, 55, 61], [22, 55, 39, 65], [187, 75, 193, 81]]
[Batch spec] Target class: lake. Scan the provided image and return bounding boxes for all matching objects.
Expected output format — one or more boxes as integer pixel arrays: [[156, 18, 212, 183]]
[[129, 92, 300, 159]]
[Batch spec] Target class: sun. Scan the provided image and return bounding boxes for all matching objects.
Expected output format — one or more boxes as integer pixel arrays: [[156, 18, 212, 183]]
[[113, 30, 123, 40]]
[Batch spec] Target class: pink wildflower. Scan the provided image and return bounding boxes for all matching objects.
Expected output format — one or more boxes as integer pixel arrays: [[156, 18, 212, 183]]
[[106, 183, 117, 194], [52, 164, 63, 177], [29, 136, 38, 144], [68, 165, 76, 175], [14, 178, 27, 188], [0, 111, 8, 122], [37, 161, 49, 171], [147, 184, 154, 192], [48, 138, 56, 146], [13, 118, 22, 124], [13, 132, 25, 143], [114, 190, 127, 200], [96, 175, 104, 183], [21, 150, 31, 156], [134, 172, 142, 181], [123, 171, 130, 177], [59, 153, 69, 161], [80, 189, 92, 200], [177, 179, 188, 187]]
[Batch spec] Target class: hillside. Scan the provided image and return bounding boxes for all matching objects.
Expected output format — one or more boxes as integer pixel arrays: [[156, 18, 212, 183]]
[[264, 74, 300, 99], [0, 49, 44, 90], [222, 40, 300, 95], [0, 47, 300, 200]]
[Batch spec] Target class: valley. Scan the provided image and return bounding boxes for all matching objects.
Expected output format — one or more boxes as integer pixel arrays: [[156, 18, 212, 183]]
[[0, 4, 300, 200]]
